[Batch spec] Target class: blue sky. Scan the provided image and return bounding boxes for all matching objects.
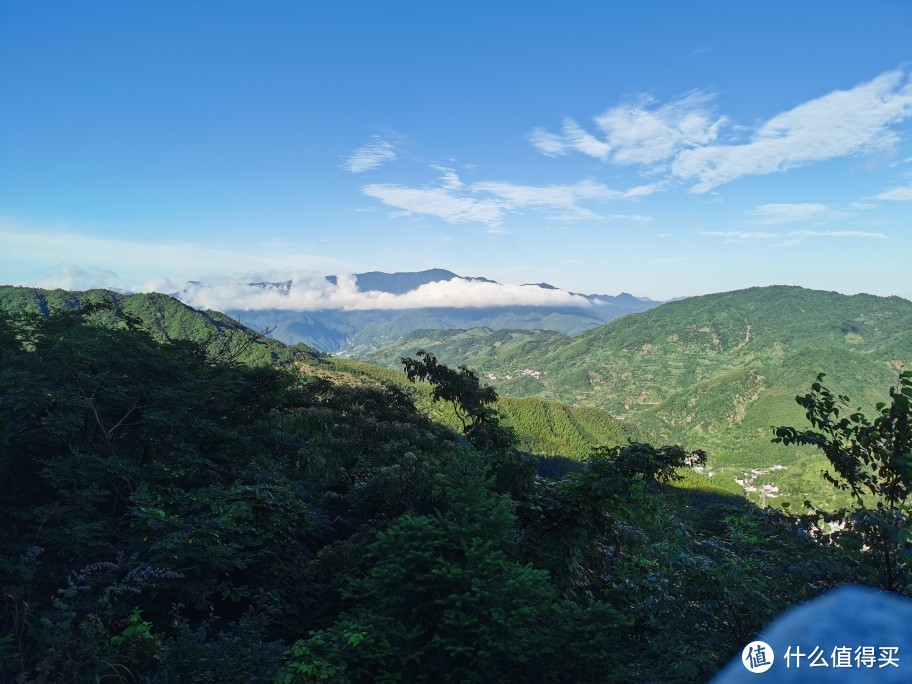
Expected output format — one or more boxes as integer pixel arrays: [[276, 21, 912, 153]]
[[2, 1, 912, 305]]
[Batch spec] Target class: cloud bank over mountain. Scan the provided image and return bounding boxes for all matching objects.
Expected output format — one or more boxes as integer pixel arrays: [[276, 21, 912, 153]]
[[176, 272, 596, 312]]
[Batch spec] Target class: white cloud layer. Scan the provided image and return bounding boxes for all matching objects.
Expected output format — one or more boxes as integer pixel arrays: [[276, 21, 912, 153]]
[[342, 136, 398, 172], [1, 219, 595, 312], [177, 274, 595, 312], [38, 263, 121, 291], [0, 220, 349, 292], [531, 69, 912, 192]]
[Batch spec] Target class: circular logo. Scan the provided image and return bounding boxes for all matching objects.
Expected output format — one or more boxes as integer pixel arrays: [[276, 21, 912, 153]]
[[742, 640, 774, 673]]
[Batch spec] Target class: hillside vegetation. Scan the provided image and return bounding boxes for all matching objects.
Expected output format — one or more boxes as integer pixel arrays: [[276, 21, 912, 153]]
[[318, 356, 643, 460], [2, 295, 877, 682], [361, 286, 912, 507], [0, 285, 321, 367]]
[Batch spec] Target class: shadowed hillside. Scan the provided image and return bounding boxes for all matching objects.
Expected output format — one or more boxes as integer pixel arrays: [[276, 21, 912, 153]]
[[0, 286, 644, 464]]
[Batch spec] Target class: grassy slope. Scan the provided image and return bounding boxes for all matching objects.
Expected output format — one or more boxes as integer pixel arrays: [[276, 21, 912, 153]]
[[361, 286, 912, 507]]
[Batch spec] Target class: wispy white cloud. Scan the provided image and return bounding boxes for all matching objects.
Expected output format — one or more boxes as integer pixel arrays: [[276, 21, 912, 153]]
[[701, 231, 778, 243], [623, 182, 667, 198], [362, 168, 656, 230], [474, 178, 621, 205], [792, 230, 887, 239], [871, 185, 912, 201], [530, 69, 912, 193], [675, 70, 912, 192], [607, 214, 652, 222], [432, 165, 464, 189], [888, 156, 912, 167], [701, 229, 887, 245], [363, 181, 505, 230], [341, 135, 398, 173], [596, 91, 725, 165], [363, 168, 510, 231], [529, 92, 725, 164], [747, 203, 835, 225], [473, 178, 656, 221], [529, 118, 612, 160], [530, 91, 724, 167]]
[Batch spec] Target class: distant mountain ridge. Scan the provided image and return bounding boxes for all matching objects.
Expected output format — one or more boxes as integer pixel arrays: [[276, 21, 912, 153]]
[[220, 268, 664, 353]]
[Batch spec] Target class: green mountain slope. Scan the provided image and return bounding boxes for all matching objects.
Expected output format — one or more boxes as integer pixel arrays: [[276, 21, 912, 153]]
[[0, 285, 322, 366], [361, 286, 912, 506]]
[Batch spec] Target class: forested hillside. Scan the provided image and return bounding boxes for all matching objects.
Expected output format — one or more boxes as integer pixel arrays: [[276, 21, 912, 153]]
[[362, 286, 912, 507], [3, 292, 895, 682]]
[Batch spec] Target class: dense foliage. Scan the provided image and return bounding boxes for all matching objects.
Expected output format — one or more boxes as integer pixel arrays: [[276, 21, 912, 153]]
[[775, 371, 912, 592], [0, 298, 880, 682]]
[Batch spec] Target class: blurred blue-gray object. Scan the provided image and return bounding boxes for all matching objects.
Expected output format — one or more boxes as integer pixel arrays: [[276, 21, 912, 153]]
[[711, 585, 912, 683]]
